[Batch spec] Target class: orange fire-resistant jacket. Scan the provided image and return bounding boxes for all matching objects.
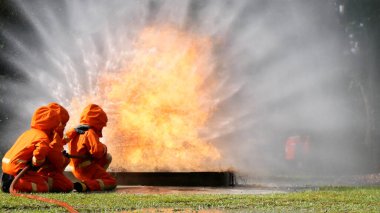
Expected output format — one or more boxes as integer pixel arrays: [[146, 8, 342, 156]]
[[2, 106, 60, 176], [41, 103, 70, 171], [41, 133, 70, 172], [69, 104, 108, 168]]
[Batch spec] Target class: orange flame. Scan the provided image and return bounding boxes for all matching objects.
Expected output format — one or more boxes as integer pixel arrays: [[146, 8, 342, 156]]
[[68, 26, 222, 171]]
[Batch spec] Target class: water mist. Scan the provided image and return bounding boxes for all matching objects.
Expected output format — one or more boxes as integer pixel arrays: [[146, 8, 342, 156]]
[[0, 0, 368, 181]]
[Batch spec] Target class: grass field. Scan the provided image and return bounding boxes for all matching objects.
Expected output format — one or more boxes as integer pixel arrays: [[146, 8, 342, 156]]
[[0, 186, 379, 212]]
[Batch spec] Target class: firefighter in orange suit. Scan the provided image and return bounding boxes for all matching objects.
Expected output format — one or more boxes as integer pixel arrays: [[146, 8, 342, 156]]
[[1, 106, 60, 193], [37, 103, 74, 192], [68, 104, 116, 192]]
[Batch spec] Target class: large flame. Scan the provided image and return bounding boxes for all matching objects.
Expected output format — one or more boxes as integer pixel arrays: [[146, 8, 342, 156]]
[[68, 26, 222, 171]]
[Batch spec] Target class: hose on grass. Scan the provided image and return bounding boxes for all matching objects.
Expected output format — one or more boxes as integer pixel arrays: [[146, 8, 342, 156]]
[[10, 165, 78, 213]]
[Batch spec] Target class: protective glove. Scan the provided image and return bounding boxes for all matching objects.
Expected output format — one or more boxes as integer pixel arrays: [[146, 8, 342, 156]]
[[62, 150, 70, 158], [28, 161, 40, 172], [74, 124, 90, 134]]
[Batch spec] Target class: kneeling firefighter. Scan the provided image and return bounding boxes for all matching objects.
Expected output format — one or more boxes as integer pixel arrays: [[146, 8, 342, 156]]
[[1, 106, 60, 193], [68, 104, 116, 192], [36, 103, 77, 192]]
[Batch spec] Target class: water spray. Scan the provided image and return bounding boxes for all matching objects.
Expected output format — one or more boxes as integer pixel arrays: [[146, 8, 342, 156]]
[[0, 0, 370, 182]]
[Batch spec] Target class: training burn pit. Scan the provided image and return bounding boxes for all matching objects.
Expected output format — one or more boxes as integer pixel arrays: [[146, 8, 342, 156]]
[[66, 26, 229, 176], [109, 172, 236, 187], [65, 171, 236, 187]]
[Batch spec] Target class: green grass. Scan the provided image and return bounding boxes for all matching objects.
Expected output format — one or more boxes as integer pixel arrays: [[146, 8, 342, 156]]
[[0, 186, 379, 212]]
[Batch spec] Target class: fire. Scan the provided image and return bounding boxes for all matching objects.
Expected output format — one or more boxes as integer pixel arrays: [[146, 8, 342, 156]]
[[68, 26, 222, 171]]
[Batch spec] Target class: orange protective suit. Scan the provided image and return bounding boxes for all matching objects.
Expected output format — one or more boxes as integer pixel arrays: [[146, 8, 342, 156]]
[[1, 106, 60, 192], [68, 104, 116, 192], [37, 103, 73, 192]]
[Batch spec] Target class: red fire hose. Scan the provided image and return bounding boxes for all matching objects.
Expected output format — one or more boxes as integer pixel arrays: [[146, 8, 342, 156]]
[[10, 165, 78, 213]]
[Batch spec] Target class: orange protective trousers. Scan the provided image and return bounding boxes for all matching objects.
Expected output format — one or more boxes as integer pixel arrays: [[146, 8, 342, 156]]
[[12, 170, 49, 193], [38, 165, 73, 192], [37, 134, 73, 192], [72, 153, 116, 191]]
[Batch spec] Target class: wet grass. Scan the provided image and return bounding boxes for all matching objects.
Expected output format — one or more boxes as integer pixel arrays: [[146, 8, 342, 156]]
[[0, 186, 379, 212]]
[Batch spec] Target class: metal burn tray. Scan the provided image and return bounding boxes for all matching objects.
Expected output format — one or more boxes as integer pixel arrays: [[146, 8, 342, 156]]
[[65, 171, 235, 187]]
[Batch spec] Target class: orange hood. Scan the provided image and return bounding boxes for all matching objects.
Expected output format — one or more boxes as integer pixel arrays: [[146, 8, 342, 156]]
[[30, 106, 60, 131], [80, 104, 108, 132], [47, 102, 69, 124]]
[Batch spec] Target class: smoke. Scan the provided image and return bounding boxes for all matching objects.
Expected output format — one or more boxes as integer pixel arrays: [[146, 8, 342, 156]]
[[0, 0, 368, 177]]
